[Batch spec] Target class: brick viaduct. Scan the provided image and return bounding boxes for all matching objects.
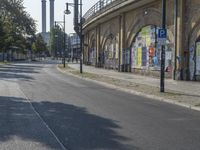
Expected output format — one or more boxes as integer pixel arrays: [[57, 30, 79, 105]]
[[82, 0, 200, 81]]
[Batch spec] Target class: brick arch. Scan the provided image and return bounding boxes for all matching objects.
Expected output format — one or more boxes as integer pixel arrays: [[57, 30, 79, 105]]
[[102, 34, 112, 52], [186, 9, 200, 52], [127, 8, 162, 47], [188, 16, 200, 48], [187, 8, 200, 30], [187, 19, 200, 80], [101, 24, 118, 51], [88, 32, 96, 50], [102, 37, 111, 51]]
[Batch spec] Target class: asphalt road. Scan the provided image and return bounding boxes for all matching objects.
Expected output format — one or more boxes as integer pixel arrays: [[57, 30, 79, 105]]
[[0, 61, 200, 150]]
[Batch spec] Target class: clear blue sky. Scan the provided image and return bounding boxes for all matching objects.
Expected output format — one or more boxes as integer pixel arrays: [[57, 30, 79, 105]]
[[23, 0, 98, 33]]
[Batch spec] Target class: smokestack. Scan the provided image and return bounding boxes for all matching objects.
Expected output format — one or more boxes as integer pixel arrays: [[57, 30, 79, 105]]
[[41, 0, 46, 33], [50, 0, 55, 30]]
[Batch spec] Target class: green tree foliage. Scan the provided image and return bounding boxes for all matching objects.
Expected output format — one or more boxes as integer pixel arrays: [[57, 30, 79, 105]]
[[50, 25, 64, 57], [0, 20, 6, 48], [0, 0, 36, 60], [0, 0, 36, 35], [32, 34, 47, 55]]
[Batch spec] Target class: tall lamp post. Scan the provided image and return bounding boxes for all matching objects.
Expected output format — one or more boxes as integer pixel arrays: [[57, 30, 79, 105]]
[[65, 0, 83, 73], [54, 13, 66, 68], [54, 34, 58, 59], [63, 14, 66, 68], [174, 0, 178, 80]]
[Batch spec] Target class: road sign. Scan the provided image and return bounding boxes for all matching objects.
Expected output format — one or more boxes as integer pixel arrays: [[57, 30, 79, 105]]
[[158, 29, 167, 45], [158, 38, 166, 45], [158, 29, 167, 39]]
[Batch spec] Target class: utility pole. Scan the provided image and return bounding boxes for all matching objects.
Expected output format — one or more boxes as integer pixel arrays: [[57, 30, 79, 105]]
[[80, 0, 83, 73], [160, 0, 166, 92], [54, 19, 66, 68], [63, 14, 66, 68], [66, 0, 83, 73], [174, 0, 178, 80]]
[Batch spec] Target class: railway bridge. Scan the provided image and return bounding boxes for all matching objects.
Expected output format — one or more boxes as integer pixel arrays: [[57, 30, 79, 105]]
[[83, 0, 200, 81]]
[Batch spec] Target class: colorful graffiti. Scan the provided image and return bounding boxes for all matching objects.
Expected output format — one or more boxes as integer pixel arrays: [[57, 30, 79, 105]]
[[131, 25, 173, 71]]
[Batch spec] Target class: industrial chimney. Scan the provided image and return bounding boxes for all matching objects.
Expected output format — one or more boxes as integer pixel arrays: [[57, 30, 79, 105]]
[[49, 0, 55, 30], [41, 0, 46, 33]]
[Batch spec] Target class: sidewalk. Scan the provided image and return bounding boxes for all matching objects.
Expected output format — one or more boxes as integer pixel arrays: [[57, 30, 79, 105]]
[[59, 63, 200, 110], [68, 63, 200, 97]]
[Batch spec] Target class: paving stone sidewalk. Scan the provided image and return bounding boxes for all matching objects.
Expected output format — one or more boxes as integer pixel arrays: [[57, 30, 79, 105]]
[[63, 63, 200, 110], [68, 63, 200, 96]]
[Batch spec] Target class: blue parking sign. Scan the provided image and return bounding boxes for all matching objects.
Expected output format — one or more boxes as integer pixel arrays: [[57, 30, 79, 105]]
[[158, 29, 167, 39]]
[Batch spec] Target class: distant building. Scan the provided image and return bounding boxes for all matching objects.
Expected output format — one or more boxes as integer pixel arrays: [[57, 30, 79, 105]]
[[83, 0, 200, 81], [41, 0, 54, 56], [41, 0, 46, 33], [41, 0, 55, 32], [49, 0, 55, 31]]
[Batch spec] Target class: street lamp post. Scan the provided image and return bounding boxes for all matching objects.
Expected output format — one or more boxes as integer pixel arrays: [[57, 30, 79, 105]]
[[54, 15, 66, 68], [63, 14, 66, 68], [65, 0, 83, 74], [80, 0, 83, 74], [174, 0, 178, 80], [54, 34, 58, 59]]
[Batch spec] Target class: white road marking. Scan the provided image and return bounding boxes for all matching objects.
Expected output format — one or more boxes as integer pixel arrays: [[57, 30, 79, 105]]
[[18, 87, 69, 150]]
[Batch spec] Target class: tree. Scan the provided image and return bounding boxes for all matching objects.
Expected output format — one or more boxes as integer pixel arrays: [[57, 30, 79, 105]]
[[32, 34, 48, 57], [50, 25, 64, 57], [0, 20, 6, 49], [0, 0, 36, 61], [0, 0, 36, 36]]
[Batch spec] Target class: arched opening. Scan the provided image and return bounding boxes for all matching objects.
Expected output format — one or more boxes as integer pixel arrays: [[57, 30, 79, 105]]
[[102, 35, 119, 70], [130, 25, 174, 77], [194, 38, 200, 80], [188, 19, 200, 81], [88, 39, 96, 65]]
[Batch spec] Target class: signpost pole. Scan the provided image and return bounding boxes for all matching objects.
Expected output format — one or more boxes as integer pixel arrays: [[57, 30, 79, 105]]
[[80, 0, 83, 74], [63, 14, 66, 68], [160, 0, 166, 92]]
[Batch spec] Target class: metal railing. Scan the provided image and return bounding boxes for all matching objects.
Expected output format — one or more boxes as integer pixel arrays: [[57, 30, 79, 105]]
[[83, 0, 118, 21]]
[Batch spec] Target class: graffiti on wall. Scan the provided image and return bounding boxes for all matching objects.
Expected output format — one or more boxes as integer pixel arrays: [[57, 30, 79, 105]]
[[131, 25, 173, 71], [103, 37, 119, 69], [196, 42, 200, 75]]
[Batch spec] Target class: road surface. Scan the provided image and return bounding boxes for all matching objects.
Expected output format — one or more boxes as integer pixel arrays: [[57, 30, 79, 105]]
[[0, 61, 200, 150]]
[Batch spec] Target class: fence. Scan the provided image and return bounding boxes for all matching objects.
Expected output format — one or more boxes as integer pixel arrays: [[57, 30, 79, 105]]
[[83, 0, 118, 21]]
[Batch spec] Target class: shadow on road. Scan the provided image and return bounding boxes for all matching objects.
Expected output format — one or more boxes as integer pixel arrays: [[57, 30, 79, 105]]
[[0, 96, 138, 150], [0, 64, 41, 81]]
